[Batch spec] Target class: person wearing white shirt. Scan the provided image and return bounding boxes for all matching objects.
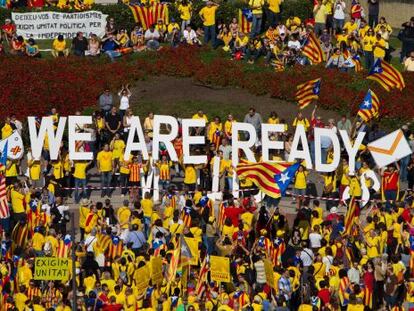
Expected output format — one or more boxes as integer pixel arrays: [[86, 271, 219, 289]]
[[348, 261, 361, 284], [287, 34, 301, 50], [183, 25, 201, 46], [144, 25, 160, 50], [322, 247, 334, 273], [309, 226, 323, 249], [333, 0, 346, 34], [300, 242, 314, 269], [118, 84, 131, 119]]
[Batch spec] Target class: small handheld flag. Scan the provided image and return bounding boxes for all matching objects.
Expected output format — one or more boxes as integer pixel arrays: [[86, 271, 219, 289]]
[[296, 78, 321, 109], [367, 59, 405, 91], [357, 89, 380, 122], [239, 9, 252, 34], [274, 162, 301, 196], [0, 141, 7, 168]]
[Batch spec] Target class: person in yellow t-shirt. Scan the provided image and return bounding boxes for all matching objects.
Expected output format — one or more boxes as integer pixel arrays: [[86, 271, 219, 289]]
[[199, 1, 219, 44], [119, 153, 132, 197], [224, 114, 235, 140], [117, 200, 131, 230], [267, 111, 279, 124], [292, 112, 310, 131], [266, 0, 282, 27], [110, 132, 125, 172], [339, 158, 350, 198], [286, 15, 301, 32], [313, 2, 328, 36], [293, 165, 308, 209], [11, 183, 26, 218], [343, 18, 358, 34], [248, 0, 264, 37], [97, 144, 113, 198], [178, 0, 192, 29], [373, 32, 386, 60], [183, 163, 197, 192], [73, 160, 91, 204], [51, 35, 69, 58], [141, 192, 153, 235], [362, 28, 375, 69]]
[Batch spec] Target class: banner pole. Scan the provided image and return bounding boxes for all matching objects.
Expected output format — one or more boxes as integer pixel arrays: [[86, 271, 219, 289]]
[[71, 212, 77, 311]]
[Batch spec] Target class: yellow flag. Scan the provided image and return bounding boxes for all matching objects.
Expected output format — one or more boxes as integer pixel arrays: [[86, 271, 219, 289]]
[[184, 237, 199, 266], [135, 264, 150, 292], [150, 257, 163, 286], [168, 240, 181, 281], [210, 256, 230, 283], [264, 259, 276, 290]]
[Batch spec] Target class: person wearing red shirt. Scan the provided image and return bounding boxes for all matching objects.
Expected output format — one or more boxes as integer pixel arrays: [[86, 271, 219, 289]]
[[224, 201, 244, 227], [382, 164, 400, 209], [1, 19, 16, 43], [317, 280, 331, 306], [102, 296, 123, 311]]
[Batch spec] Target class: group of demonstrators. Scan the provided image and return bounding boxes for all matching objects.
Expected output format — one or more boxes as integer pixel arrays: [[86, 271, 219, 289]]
[[1, 89, 414, 311], [1, 0, 414, 70]]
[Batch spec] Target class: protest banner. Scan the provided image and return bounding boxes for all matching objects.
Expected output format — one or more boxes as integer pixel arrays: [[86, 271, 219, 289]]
[[210, 256, 230, 283], [264, 259, 276, 290], [12, 11, 108, 39], [135, 264, 150, 291], [34, 257, 70, 281], [150, 257, 163, 286]]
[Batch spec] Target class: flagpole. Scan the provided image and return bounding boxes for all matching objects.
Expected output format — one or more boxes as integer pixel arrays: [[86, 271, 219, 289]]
[[71, 212, 77, 311]]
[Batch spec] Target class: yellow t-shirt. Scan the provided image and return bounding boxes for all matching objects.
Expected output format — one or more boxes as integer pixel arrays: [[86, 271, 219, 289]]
[[192, 113, 208, 123], [184, 165, 197, 184], [11, 189, 25, 214], [112, 140, 126, 159], [373, 38, 386, 59], [341, 165, 350, 186], [294, 171, 308, 189], [52, 161, 64, 179], [6, 160, 18, 177], [53, 38, 67, 51], [343, 21, 358, 34], [28, 159, 41, 181], [117, 207, 131, 229], [97, 151, 113, 172], [267, 0, 281, 13], [178, 4, 192, 21], [32, 232, 45, 252], [141, 199, 153, 218], [199, 6, 218, 27], [73, 161, 89, 180], [292, 118, 310, 131], [314, 4, 327, 24], [249, 0, 265, 14]]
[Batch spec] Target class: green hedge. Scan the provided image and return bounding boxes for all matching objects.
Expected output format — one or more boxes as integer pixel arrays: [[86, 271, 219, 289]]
[[0, 0, 312, 34]]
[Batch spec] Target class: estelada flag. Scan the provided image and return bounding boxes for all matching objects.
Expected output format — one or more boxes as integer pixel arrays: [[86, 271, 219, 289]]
[[302, 32, 324, 64], [295, 78, 321, 109], [367, 59, 405, 92]]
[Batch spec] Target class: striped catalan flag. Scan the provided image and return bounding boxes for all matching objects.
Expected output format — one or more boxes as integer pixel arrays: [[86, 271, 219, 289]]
[[238, 9, 252, 34], [302, 32, 324, 64], [167, 239, 181, 281], [367, 59, 405, 92], [129, 4, 169, 30], [11, 221, 28, 252], [357, 89, 380, 122], [196, 255, 209, 299], [295, 78, 321, 109], [363, 286, 373, 309], [0, 175, 9, 220], [270, 238, 285, 267], [236, 162, 291, 198], [344, 197, 360, 236], [338, 276, 350, 306]]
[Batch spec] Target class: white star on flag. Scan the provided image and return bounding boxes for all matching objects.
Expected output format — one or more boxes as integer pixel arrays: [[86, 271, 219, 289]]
[[278, 172, 290, 184], [363, 100, 371, 107], [374, 66, 381, 72]]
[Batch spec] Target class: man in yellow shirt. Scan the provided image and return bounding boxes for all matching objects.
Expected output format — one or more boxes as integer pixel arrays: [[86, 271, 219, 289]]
[[73, 160, 92, 204], [249, 0, 264, 38], [362, 28, 375, 69], [343, 18, 358, 34], [373, 32, 386, 60], [199, 1, 219, 45], [11, 183, 26, 222], [97, 144, 114, 198], [314, 1, 328, 36], [266, 0, 282, 27], [51, 35, 69, 58]]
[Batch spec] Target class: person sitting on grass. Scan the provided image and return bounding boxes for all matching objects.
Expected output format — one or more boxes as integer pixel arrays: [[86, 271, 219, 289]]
[[144, 24, 161, 51], [245, 36, 262, 64], [116, 29, 130, 48], [1, 19, 16, 44], [183, 24, 201, 46], [215, 24, 233, 51], [51, 35, 69, 58], [25, 38, 40, 58], [10, 35, 25, 56], [102, 33, 121, 61], [232, 32, 248, 60], [85, 34, 101, 57], [155, 19, 167, 42]]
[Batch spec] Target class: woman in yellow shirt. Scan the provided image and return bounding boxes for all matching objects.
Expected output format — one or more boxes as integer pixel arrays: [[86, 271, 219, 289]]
[[362, 28, 375, 70], [373, 32, 386, 60], [178, 0, 192, 30], [224, 114, 235, 140], [51, 35, 69, 58], [267, 111, 279, 124], [110, 132, 125, 173], [293, 165, 308, 210]]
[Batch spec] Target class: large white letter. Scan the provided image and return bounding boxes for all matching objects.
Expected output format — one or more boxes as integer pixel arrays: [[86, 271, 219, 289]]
[[288, 125, 312, 169], [232, 122, 257, 166], [28, 116, 66, 161], [182, 118, 207, 164], [340, 130, 365, 174], [152, 115, 178, 161], [124, 116, 149, 161], [314, 127, 340, 172], [68, 116, 93, 160], [261, 124, 286, 162]]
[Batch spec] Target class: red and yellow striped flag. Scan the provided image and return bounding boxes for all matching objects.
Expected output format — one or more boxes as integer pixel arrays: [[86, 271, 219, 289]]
[[302, 32, 324, 64], [344, 197, 360, 236], [295, 78, 321, 109], [236, 162, 291, 198], [367, 59, 405, 92], [357, 89, 380, 122]]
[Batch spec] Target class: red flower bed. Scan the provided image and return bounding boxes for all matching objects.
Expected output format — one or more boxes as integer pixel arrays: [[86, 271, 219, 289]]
[[0, 46, 413, 124]]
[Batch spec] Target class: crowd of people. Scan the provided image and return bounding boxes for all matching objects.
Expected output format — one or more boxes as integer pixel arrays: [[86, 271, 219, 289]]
[[1, 0, 414, 311], [1, 0, 414, 70], [0, 86, 414, 310]]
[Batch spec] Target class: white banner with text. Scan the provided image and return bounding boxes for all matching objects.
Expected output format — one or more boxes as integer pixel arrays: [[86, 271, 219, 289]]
[[12, 11, 108, 39]]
